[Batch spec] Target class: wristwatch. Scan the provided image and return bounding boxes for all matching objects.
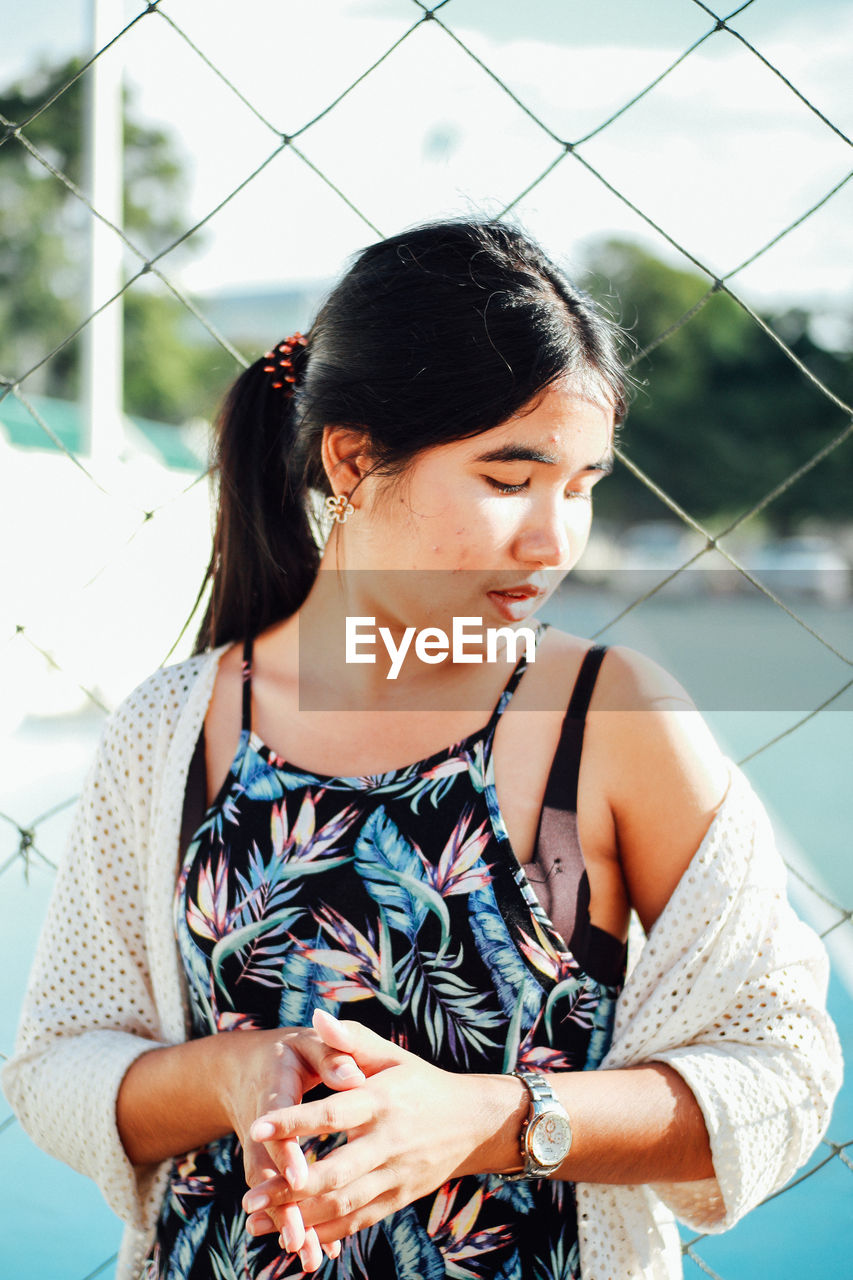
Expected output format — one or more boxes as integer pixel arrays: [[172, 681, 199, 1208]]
[[503, 1068, 573, 1180]]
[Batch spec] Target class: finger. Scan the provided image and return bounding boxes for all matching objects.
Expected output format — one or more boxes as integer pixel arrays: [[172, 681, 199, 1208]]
[[243, 1174, 290, 1216], [276, 1135, 379, 1207], [246, 1209, 276, 1237], [268, 1136, 309, 1190], [244, 1131, 307, 1191], [277, 1201, 307, 1254], [300, 1171, 391, 1234], [312, 1009, 408, 1073], [246, 1200, 308, 1251], [252, 1088, 374, 1145], [305, 1178, 398, 1245], [275, 1029, 366, 1096], [261, 1052, 309, 1113], [314, 1047, 366, 1091], [241, 1134, 280, 1188], [298, 1227, 324, 1274], [244, 1184, 308, 1251], [253, 1043, 361, 1136]]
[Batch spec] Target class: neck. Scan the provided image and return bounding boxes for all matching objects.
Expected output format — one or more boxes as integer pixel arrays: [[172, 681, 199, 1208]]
[[291, 568, 534, 714]]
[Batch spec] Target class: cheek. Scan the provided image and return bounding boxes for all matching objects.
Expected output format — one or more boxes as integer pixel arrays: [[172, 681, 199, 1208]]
[[567, 504, 594, 549], [419, 491, 501, 554], [452, 504, 514, 554]]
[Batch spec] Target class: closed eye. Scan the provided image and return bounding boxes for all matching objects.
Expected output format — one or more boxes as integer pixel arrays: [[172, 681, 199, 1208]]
[[483, 475, 599, 499], [484, 476, 529, 495]]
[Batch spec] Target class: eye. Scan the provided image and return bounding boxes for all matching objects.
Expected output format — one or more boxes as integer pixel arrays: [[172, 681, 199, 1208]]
[[483, 476, 529, 495]]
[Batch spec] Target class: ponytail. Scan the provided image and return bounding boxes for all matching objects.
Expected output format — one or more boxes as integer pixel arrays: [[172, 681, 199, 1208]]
[[192, 347, 320, 654]]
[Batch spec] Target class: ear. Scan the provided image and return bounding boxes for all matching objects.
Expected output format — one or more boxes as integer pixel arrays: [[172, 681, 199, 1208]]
[[321, 426, 374, 498]]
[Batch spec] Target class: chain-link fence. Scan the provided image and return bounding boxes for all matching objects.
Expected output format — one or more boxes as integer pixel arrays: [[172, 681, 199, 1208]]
[[1, 2, 851, 1277]]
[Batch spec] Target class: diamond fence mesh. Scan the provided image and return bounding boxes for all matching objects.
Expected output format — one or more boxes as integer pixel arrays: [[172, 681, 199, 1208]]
[[1, 1, 851, 1276]]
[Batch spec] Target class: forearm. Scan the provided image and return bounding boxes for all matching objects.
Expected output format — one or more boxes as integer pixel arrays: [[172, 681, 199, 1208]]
[[461, 1062, 714, 1185], [117, 1023, 366, 1171], [116, 1033, 237, 1166]]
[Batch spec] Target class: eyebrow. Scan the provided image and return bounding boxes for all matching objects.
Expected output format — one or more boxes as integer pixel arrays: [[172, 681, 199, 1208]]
[[474, 443, 615, 475]]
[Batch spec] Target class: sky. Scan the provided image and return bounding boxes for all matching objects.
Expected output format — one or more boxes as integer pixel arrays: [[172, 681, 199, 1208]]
[[3, 0, 852, 327]]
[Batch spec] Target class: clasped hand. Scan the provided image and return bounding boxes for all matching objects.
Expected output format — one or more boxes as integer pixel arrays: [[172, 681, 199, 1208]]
[[241, 1010, 489, 1272]]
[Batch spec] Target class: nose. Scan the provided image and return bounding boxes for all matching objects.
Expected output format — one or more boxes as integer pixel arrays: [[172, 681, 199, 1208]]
[[514, 496, 581, 569]]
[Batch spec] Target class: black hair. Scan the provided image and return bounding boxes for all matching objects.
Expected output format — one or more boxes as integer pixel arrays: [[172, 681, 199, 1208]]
[[192, 219, 629, 652]]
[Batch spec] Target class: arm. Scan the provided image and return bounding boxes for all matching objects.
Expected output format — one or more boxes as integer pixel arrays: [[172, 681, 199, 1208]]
[[115, 1026, 365, 1168], [237, 1013, 712, 1251], [0, 702, 177, 1231], [601, 765, 842, 1231], [569, 647, 839, 1228], [0, 671, 367, 1266], [115, 1024, 371, 1268], [586, 645, 732, 934]]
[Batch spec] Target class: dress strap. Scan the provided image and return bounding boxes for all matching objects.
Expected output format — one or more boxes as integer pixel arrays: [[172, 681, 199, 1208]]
[[179, 726, 208, 865], [241, 634, 254, 734], [483, 620, 549, 733]]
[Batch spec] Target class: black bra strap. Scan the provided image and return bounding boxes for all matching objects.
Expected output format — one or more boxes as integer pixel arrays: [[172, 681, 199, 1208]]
[[241, 634, 254, 734], [566, 643, 608, 723], [526, 642, 611, 968]]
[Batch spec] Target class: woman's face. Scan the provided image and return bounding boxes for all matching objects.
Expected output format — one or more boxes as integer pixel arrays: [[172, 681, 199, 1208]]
[[327, 380, 614, 632]]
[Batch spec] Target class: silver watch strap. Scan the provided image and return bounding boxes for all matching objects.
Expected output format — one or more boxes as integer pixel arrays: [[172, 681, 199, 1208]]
[[514, 1067, 553, 1102], [502, 1067, 569, 1181]]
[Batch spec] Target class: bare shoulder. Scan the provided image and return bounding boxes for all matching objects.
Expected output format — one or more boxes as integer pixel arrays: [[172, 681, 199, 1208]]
[[206, 638, 243, 723], [589, 644, 697, 710], [203, 640, 245, 804], [587, 644, 732, 931]]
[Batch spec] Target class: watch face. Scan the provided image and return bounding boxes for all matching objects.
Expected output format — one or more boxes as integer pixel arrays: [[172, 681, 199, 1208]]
[[528, 1111, 571, 1167]]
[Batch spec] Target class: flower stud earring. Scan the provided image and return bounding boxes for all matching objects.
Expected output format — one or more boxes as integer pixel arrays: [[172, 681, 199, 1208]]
[[325, 493, 355, 524]]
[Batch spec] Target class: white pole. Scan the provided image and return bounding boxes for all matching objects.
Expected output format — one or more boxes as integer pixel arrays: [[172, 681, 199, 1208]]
[[83, 0, 124, 468]]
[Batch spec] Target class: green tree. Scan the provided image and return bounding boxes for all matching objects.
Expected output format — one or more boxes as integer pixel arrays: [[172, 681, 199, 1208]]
[[0, 57, 231, 422], [583, 240, 853, 531]]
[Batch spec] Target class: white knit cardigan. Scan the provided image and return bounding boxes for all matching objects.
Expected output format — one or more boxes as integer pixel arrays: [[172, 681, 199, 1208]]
[[2, 648, 842, 1280]]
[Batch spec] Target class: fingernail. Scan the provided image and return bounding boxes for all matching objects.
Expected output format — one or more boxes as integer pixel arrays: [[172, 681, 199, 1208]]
[[280, 1228, 293, 1252], [332, 1060, 362, 1082], [250, 1120, 276, 1141], [245, 1191, 269, 1213], [323, 1241, 342, 1259]]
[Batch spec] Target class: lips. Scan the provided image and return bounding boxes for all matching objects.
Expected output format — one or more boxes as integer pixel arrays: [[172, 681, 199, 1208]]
[[493, 586, 541, 600], [489, 581, 546, 601], [486, 584, 546, 621]]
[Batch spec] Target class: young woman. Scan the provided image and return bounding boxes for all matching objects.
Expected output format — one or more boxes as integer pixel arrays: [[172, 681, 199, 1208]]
[[4, 221, 841, 1280]]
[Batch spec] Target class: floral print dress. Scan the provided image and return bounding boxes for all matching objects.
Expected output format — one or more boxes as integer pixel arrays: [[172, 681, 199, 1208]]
[[144, 629, 626, 1280]]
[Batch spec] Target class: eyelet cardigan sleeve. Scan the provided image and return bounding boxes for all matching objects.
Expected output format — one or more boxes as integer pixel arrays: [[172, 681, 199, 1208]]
[[1, 649, 226, 1278], [574, 765, 843, 1278], [2, 651, 843, 1280]]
